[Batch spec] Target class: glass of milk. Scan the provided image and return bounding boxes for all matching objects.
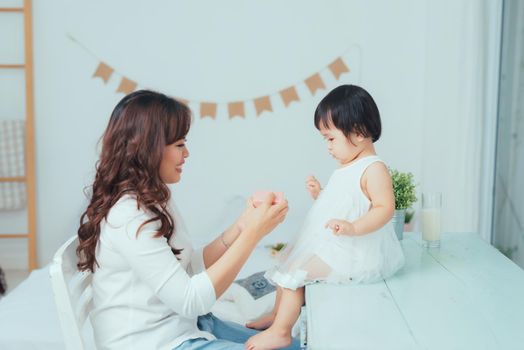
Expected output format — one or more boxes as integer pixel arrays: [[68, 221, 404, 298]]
[[422, 192, 442, 248]]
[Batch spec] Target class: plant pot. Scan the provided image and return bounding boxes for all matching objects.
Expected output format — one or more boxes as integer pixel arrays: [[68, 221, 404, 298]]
[[391, 209, 406, 241]]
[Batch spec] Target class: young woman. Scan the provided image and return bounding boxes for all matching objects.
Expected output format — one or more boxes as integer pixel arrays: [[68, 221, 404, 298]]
[[77, 90, 300, 350]]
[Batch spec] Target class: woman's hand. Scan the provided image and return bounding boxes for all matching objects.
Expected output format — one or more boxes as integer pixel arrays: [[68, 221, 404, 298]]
[[325, 219, 356, 236], [233, 201, 251, 234], [241, 193, 288, 240], [205, 194, 288, 298], [305, 175, 322, 200]]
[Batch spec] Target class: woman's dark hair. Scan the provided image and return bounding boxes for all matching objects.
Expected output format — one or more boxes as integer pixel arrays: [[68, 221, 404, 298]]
[[77, 90, 191, 272], [314, 84, 381, 142]]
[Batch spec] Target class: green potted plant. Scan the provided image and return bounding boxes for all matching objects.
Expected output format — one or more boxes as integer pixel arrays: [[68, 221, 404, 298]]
[[390, 169, 417, 240]]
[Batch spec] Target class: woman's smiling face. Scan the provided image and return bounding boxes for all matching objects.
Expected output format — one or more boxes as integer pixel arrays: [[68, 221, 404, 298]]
[[159, 138, 189, 184]]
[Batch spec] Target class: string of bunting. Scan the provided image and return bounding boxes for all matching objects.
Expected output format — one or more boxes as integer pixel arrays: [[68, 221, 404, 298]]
[[70, 35, 352, 119]]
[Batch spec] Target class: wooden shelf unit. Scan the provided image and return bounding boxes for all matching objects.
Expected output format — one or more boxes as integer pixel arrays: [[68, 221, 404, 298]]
[[0, 0, 37, 270]]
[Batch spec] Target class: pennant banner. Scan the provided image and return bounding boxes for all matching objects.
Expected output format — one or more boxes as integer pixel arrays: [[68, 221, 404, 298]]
[[305, 73, 326, 96], [228, 101, 245, 119], [79, 31, 358, 120], [116, 77, 137, 95], [200, 102, 217, 119], [328, 57, 350, 80], [93, 62, 113, 83], [254, 96, 272, 116], [280, 86, 300, 107]]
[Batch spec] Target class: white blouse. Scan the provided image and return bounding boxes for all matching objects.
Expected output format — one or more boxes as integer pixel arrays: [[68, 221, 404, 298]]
[[90, 195, 217, 350]]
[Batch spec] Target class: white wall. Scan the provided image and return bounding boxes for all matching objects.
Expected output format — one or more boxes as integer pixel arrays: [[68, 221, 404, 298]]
[[0, 0, 501, 267]]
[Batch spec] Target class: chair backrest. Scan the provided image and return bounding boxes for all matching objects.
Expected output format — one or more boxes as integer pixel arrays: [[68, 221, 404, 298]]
[[49, 235, 93, 350]]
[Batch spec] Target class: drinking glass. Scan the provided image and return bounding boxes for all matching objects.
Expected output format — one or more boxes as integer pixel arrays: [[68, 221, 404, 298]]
[[422, 192, 442, 248]]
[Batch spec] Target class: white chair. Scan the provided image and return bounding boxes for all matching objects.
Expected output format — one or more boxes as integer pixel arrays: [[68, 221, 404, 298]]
[[49, 235, 93, 350]]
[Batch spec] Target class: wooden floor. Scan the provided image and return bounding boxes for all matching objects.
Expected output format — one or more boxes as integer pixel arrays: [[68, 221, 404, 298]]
[[304, 233, 524, 350]]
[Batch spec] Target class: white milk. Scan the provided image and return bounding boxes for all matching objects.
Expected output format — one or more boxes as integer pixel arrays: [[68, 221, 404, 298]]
[[422, 208, 441, 241]]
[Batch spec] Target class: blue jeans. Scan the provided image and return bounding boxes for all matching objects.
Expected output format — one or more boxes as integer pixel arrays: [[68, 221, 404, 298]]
[[174, 313, 301, 350]]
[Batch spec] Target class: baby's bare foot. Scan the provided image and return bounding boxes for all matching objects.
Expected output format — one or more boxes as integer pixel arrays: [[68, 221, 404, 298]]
[[245, 313, 275, 330], [245, 327, 291, 350]]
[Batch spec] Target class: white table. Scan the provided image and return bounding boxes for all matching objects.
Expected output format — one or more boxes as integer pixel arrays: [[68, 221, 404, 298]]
[[303, 233, 524, 350]]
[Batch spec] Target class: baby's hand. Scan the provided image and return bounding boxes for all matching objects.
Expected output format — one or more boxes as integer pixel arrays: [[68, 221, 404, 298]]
[[325, 219, 356, 236], [305, 175, 322, 200]]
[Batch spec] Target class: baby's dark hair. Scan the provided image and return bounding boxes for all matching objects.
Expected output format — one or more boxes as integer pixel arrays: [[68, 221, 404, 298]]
[[314, 84, 381, 142]]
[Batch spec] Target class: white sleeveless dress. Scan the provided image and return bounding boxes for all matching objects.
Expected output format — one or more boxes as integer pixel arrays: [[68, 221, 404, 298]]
[[265, 156, 405, 290]]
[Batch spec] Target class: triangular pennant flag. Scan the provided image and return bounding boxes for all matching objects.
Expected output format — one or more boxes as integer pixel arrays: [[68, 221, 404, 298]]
[[93, 62, 113, 83], [279, 87, 300, 107], [116, 77, 137, 94], [254, 96, 272, 116], [328, 57, 350, 80], [200, 102, 217, 119], [305, 73, 326, 96], [228, 102, 245, 119]]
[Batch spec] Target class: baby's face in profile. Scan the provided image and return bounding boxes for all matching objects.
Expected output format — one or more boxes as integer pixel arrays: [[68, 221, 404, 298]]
[[319, 123, 364, 166]]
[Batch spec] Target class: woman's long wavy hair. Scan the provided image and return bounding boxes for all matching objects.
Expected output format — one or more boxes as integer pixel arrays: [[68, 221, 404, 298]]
[[77, 90, 191, 272]]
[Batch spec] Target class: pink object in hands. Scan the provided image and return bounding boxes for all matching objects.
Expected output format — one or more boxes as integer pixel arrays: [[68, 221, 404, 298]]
[[252, 190, 284, 207]]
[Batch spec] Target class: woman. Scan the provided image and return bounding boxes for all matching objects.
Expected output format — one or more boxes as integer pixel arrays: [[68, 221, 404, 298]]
[[77, 90, 300, 350]]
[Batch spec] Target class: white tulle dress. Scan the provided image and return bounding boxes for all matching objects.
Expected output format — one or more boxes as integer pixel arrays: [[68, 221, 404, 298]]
[[265, 156, 405, 290]]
